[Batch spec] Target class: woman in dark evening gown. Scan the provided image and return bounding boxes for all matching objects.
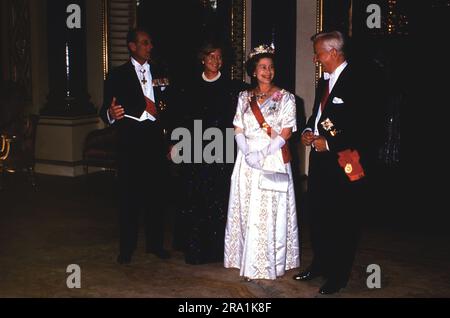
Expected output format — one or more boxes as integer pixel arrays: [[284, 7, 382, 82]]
[[172, 42, 247, 264]]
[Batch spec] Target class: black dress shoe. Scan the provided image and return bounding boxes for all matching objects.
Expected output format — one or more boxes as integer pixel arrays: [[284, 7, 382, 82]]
[[318, 281, 346, 295], [293, 270, 321, 281], [147, 248, 171, 259], [117, 254, 132, 264]]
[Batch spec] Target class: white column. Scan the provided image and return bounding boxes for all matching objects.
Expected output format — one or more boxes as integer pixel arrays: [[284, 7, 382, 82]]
[[296, 0, 317, 176], [35, 115, 101, 177]]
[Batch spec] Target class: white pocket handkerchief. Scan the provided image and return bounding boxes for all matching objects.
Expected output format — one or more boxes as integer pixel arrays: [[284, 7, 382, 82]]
[[332, 97, 344, 104]]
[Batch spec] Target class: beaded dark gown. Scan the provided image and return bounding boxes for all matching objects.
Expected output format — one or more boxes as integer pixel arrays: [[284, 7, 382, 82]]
[[172, 73, 247, 264]]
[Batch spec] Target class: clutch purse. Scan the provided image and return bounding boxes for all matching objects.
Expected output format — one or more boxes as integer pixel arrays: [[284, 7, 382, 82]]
[[259, 171, 289, 192], [258, 152, 289, 192]]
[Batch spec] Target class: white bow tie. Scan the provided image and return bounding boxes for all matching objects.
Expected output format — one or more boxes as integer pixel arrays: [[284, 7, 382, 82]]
[[323, 72, 331, 80]]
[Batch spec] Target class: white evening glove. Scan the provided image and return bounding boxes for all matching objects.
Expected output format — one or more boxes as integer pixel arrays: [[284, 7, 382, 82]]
[[245, 151, 265, 169], [235, 133, 249, 155], [261, 135, 286, 157]]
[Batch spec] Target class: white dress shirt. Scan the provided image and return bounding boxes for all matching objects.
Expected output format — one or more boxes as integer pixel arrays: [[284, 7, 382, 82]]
[[303, 61, 348, 151], [313, 61, 348, 136], [107, 57, 156, 123]]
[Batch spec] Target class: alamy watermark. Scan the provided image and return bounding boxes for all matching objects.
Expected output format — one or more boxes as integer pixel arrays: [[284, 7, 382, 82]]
[[366, 4, 381, 29], [170, 120, 237, 164], [66, 264, 81, 289], [366, 264, 381, 289], [66, 4, 81, 29]]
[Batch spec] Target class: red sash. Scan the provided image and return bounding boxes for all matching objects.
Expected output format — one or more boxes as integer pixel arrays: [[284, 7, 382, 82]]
[[249, 93, 291, 164], [145, 96, 158, 117]]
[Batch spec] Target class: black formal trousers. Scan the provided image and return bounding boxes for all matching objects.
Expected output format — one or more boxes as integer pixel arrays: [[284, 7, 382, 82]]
[[116, 118, 168, 256], [307, 148, 367, 285]]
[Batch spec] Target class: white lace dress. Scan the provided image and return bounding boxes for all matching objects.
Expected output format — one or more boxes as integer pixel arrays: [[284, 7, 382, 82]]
[[224, 89, 300, 280]]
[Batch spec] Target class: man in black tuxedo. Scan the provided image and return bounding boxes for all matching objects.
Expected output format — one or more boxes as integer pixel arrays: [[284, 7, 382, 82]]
[[293, 31, 384, 294], [100, 28, 170, 264]]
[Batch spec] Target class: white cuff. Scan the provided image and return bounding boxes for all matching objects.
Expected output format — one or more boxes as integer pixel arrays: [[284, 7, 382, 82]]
[[302, 128, 313, 135], [106, 109, 115, 124]]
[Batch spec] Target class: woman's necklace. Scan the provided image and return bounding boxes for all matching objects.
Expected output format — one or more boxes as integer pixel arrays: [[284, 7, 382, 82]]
[[255, 86, 274, 100], [255, 92, 267, 99]]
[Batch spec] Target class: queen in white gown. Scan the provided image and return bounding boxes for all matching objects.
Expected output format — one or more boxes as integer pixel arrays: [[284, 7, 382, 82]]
[[224, 46, 300, 280]]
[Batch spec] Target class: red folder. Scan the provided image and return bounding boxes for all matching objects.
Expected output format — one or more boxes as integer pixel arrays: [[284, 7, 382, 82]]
[[337, 149, 365, 182]]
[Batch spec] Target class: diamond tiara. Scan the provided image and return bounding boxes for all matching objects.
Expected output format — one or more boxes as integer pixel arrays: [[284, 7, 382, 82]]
[[248, 44, 275, 59]]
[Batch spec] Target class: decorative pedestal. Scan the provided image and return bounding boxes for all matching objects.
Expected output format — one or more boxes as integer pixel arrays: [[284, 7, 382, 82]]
[[35, 115, 101, 177]]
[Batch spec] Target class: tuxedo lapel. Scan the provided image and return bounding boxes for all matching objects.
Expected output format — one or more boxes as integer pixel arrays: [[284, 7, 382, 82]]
[[320, 65, 351, 119], [311, 79, 327, 118], [125, 61, 146, 101], [328, 64, 350, 101]]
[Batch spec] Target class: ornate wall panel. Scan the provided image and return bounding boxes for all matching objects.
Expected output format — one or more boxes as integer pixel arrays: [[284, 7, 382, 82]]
[[230, 0, 246, 80], [8, 0, 32, 101], [102, 0, 137, 77]]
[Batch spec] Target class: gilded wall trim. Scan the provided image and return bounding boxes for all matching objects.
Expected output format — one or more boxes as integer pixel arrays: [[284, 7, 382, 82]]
[[102, 0, 108, 80], [102, 0, 137, 78], [315, 0, 323, 85]]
